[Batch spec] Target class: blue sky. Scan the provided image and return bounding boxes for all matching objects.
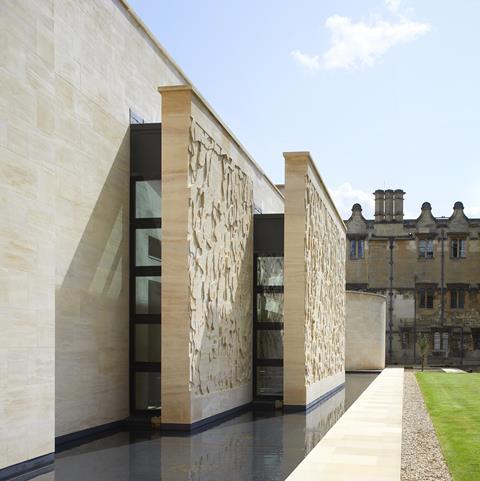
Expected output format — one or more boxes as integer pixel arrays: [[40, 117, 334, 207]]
[[129, 0, 480, 219]]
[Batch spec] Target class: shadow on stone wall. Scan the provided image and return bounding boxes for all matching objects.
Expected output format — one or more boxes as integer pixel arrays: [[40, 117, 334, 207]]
[[55, 131, 130, 437]]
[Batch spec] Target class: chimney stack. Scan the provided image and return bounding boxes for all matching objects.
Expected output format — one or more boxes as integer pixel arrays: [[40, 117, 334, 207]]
[[394, 189, 405, 222], [374, 189, 385, 222], [384, 189, 394, 222]]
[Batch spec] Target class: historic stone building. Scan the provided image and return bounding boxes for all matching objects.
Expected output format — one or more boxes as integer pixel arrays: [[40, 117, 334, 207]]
[[345, 189, 480, 365]]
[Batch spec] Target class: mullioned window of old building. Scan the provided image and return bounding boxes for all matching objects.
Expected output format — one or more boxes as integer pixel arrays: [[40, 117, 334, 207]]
[[418, 239, 434, 259], [433, 331, 449, 352], [450, 288, 466, 309], [349, 239, 365, 259], [451, 237, 467, 258], [471, 328, 480, 350], [418, 288, 434, 308]]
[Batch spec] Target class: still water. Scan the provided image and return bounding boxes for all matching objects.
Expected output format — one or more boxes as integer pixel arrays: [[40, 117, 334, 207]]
[[32, 373, 376, 481]]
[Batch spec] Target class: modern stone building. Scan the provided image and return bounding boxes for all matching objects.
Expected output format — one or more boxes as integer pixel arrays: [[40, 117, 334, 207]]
[[345, 189, 480, 365], [0, 1, 346, 478]]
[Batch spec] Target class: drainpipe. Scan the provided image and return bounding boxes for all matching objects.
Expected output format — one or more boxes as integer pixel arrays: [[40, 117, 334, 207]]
[[460, 327, 464, 366], [388, 237, 394, 364], [413, 275, 418, 365], [441, 229, 445, 326]]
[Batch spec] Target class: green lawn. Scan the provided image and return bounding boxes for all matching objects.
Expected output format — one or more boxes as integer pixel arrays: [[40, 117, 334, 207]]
[[416, 372, 480, 481]]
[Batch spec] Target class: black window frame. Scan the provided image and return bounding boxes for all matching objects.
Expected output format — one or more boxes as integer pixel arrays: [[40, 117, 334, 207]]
[[129, 123, 162, 415], [253, 253, 284, 401]]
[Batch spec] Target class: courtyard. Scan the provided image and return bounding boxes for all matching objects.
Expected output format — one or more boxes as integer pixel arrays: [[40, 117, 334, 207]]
[[1, 1, 480, 480]]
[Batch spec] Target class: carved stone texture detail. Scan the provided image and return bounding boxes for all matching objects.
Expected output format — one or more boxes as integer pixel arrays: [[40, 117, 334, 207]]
[[304, 176, 346, 385], [188, 118, 253, 396]]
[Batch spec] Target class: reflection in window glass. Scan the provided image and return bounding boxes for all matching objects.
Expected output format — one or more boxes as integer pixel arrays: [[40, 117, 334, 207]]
[[257, 330, 284, 359], [135, 324, 161, 362], [256, 367, 283, 396], [257, 257, 284, 286], [135, 372, 161, 410], [136, 180, 161, 219], [257, 293, 283, 322], [136, 276, 161, 314], [135, 228, 161, 266], [418, 239, 434, 259]]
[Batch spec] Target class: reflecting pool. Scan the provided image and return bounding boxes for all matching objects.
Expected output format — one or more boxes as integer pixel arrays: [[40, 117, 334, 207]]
[[31, 373, 377, 481]]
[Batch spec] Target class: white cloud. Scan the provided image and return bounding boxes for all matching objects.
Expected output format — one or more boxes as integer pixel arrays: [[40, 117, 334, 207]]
[[385, 0, 401, 13], [291, 49, 320, 71], [330, 183, 375, 219], [291, 1, 430, 71], [323, 14, 430, 70]]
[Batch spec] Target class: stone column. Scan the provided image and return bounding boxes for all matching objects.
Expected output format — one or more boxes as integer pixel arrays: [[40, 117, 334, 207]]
[[159, 85, 193, 426]]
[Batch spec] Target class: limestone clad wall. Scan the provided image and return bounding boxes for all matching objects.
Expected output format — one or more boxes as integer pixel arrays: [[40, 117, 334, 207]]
[[284, 152, 346, 407], [188, 119, 253, 396], [2, 0, 285, 468], [345, 291, 386, 370], [305, 177, 346, 385], [50, 0, 188, 439], [161, 86, 283, 425], [1, 0, 188, 463], [1, 0, 56, 468]]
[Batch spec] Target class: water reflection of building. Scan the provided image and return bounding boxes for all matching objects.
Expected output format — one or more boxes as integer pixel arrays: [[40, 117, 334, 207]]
[[52, 385, 347, 481], [281, 389, 345, 476]]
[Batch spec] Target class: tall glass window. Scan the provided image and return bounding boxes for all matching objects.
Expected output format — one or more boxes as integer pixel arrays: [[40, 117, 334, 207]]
[[135, 180, 162, 219], [135, 228, 161, 266], [254, 255, 284, 399], [130, 123, 162, 414]]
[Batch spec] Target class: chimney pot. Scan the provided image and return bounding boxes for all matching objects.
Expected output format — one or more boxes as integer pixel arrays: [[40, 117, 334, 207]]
[[374, 189, 385, 222], [394, 189, 405, 222], [385, 189, 394, 222]]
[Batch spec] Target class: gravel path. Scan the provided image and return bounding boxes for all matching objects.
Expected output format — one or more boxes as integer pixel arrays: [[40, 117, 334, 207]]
[[401, 371, 452, 481]]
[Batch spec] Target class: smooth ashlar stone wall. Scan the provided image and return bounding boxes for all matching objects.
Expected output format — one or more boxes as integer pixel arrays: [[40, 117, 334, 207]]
[[345, 291, 386, 370], [0, 0, 187, 467]]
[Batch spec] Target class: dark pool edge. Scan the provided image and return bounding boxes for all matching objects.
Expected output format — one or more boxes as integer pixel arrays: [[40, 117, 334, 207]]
[[0, 453, 54, 481], [283, 382, 346, 413]]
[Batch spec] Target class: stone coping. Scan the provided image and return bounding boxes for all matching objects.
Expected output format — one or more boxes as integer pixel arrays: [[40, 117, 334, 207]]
[[283, 151, 346, 230], [346, 290, 387, 300], [286, 368, 404, 481]]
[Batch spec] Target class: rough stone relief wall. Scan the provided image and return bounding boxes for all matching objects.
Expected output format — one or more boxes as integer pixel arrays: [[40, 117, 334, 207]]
[[188, 118, 253, 396], [304, 177, 346, 386]]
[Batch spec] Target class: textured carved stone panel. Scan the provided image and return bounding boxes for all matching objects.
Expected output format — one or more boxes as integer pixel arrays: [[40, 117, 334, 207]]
[[188, 119, 253, 396], [304, 177, 346, 385]]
